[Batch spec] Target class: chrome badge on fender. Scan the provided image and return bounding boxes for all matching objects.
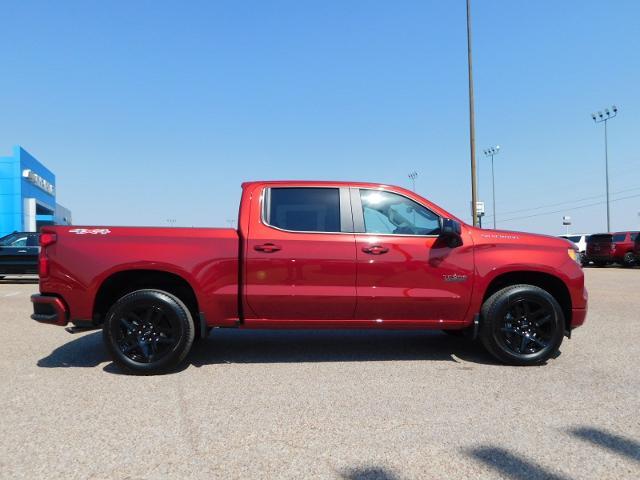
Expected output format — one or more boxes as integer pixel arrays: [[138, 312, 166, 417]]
[[443, 273, 467, 283]]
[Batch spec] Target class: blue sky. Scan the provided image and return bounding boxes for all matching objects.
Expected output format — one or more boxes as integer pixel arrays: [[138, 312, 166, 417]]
[[1, 0, 638, 234]]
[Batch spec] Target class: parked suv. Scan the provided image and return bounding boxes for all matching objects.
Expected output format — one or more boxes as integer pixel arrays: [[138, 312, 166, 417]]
[[559, 234, 589, 265], [0, 232, 40, 278], [611, 231, 639, 267], [585, 234, 614, 266]]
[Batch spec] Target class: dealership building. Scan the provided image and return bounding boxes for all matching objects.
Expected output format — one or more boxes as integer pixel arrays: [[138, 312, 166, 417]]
[[0, 146, 72, 238]]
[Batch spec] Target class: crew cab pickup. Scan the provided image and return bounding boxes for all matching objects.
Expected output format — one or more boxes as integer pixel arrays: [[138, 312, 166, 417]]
[[31, 181, 587, 374]]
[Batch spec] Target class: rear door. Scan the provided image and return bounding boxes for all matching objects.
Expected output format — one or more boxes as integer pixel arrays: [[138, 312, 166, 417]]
[[244, 186, 357, 320]]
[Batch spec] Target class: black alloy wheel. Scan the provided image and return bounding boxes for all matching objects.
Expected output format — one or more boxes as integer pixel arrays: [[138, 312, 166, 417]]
[[480, 284, 564, 366], [103, 289, 195, 375], [500, 298, 554, 355], [116, 305, 177, 363]]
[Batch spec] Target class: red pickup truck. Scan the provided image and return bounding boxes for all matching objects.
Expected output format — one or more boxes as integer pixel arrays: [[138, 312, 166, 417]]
[[31, 181, 587, 374]]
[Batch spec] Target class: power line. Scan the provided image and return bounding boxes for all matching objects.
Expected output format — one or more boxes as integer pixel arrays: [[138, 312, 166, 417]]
[[484, 185, 640, 219], [499, 192, 640, 223]]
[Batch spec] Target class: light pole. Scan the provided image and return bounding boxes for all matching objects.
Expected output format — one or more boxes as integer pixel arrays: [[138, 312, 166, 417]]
[[591, 105, 618, 232], [466, 0, 479, 226], [408, 171, 418, 191], [483, 145, 500, 229], [562, 215, 572, 235]]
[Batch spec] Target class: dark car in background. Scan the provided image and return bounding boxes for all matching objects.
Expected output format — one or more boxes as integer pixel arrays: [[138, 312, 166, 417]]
[[611, 231, 639, 267], [635, 234, 640, 262], [585, 231, 639, 267], [0, 232, 40, 278], [585, 234, 614, 266]]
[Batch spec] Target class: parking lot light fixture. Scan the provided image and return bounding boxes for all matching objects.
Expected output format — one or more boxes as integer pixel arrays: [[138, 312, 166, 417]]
[[483, 146, 500, 229], [591, 105, 619, 232], [408, 171, 418, 192]]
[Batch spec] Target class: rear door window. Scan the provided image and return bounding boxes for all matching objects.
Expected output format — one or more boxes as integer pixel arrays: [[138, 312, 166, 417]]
[[265, 187, 341, 233], [612, 233, 626, 242]]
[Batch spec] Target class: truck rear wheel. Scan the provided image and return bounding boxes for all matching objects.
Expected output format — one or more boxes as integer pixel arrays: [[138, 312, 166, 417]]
[[479, 285, 564, 366], [103, 289, 195, 375]]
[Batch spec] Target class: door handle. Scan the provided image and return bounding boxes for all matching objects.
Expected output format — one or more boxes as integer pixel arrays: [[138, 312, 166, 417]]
[[362, 245, 389, 255], [254, 243, 282, 253]]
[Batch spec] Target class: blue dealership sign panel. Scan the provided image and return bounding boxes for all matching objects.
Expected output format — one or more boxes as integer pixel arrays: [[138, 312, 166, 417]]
[[0, 146, 71, 237]]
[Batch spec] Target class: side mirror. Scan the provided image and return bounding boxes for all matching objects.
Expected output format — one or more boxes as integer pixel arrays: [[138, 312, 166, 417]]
[[440, 218, 462, 247]]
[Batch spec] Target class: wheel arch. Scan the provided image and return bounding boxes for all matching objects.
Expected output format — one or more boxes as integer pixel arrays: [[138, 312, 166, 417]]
[[481, 271, 572, 333], [93, 269, 200, 330]]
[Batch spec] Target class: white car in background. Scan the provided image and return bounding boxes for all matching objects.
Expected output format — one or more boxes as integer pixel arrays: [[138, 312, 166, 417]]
[[559, 234, 590, 264]]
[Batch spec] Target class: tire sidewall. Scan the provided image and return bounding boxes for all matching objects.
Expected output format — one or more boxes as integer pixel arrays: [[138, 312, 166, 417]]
[[482, 285, 564, 365], [103, 289, 195, 375]]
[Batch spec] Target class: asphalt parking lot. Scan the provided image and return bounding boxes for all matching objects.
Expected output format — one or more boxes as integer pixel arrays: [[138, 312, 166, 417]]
[[0, 269, 639, 480]]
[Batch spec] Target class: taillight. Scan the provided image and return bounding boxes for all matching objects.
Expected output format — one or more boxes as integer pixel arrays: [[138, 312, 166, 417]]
[[39, 232, 57, 278], [40, 233, 57, 247], [38, 256, 49, 278]]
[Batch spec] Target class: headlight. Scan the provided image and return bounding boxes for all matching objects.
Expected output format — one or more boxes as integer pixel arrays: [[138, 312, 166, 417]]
[[568, 248, 581, 265]]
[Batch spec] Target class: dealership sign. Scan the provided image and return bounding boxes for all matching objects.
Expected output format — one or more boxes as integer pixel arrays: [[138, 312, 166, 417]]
[[22, 169, 55, 195]]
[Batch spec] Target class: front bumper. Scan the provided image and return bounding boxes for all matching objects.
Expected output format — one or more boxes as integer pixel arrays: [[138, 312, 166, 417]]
[[31, 294, 69, 326], [571, 308, 587, 328]]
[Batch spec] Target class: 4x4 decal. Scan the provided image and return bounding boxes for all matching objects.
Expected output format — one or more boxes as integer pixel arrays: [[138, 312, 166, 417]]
[[69, 228, 111, 235]]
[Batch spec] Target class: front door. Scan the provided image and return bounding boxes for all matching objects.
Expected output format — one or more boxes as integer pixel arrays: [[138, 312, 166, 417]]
[[245, 186, 357, 320], [351, 188, 474, 323]]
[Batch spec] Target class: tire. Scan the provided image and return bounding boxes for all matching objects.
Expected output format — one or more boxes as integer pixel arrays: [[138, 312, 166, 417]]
[[479, 285, 565, 366], [103, 289, 195, 375], [622, 252, 636, 268], [579, 253, 588, 267]]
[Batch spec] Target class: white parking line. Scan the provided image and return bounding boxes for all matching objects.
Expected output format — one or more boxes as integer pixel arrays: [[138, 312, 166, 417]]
[[3, 292, 21, 297]]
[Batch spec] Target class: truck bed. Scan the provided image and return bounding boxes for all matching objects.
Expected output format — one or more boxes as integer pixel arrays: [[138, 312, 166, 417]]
[[39, 226, 239, 327]]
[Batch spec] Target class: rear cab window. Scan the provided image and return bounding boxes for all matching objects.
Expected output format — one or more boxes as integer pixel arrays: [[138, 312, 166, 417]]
[[264, 187, 342, 233], [589, 234, 612, 243]]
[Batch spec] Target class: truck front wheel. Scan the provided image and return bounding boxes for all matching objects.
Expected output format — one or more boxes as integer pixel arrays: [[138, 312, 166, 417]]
[[479, 285, 564, 366], [103, 289, 195, 375]]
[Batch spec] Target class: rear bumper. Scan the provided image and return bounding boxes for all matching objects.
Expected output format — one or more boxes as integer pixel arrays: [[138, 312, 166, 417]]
[[31, 294, 69, 326]]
